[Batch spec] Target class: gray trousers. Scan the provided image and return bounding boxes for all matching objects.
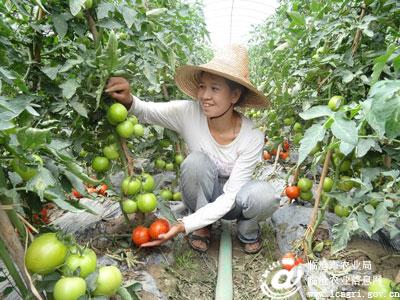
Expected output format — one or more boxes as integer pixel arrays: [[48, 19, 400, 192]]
[[180, 151, 280, 243]]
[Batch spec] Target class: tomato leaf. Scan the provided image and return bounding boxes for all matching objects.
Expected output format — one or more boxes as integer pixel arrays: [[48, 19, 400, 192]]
[[372, 203, 389, 233], [121, 6, 137, 28], [356, 138, 378, 158], [299, 105, 333, 120], [17, 128, 52, 149], [52, 14, 68, 40], [60, 78, 80, 99], [331, 112, 358, 145], [356, 211, 373, 237], [297, 123, 326, 166], [69, 0, 85, 16], [331, 216, 359, 254]]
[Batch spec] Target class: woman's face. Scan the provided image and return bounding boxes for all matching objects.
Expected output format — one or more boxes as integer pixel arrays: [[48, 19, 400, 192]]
[[196, 72, 240, 118]]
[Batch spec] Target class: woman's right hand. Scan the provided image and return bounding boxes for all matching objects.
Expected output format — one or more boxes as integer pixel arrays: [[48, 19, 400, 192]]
[[105, 77, 133, 109]]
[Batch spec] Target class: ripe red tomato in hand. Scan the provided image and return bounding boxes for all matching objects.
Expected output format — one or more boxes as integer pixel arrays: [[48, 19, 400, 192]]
[[283, 140, 290, 151], [132, 226, 151, 246], [285, 186, 300, 199], [149, 219, 170, 240]]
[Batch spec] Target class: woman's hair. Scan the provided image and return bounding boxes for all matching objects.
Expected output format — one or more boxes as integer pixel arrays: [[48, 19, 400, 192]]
[[197, 71, 248, 106], [224, 77, 247, 106]]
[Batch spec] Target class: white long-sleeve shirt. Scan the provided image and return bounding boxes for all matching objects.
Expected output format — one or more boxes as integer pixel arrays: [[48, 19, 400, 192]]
[[129, 96, 264, 234]]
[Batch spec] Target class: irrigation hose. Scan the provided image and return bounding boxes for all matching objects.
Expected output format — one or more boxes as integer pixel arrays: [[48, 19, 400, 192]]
[[215, 220, 233, 300]]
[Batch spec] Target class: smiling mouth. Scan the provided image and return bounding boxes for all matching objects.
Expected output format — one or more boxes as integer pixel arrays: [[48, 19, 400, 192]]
[[202, 103, 213, 108]]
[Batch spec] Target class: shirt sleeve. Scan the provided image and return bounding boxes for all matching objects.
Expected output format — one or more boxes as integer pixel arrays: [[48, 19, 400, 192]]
[[181, 131, 264, 234], [128, 95, 191, 134]]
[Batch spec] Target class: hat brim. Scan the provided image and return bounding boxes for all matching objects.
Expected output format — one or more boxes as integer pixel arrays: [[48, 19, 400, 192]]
[[174, 65, 270, 108]]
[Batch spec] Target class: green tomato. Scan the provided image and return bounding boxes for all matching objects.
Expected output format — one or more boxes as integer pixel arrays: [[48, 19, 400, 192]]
[[367, 278, 395, 300], [337, 176, 353, 192], [165, 162, 174, 171], [121, 177, 141, 196], [297, 178, 313, 192], [79, 149, 88, 158], [323, 177, 334, 192], [122, 199, 137, 214], [103, 144, 119, 160], [127, 115, 138, 126], [309, 143, 321, 156], [64, 248, 97, 278], [160, 189, 173, 201], [137, 193, 157, 213], [293, 133, 303, 145], [116, 120, 135, 138], [91, 156, 110, 173], [133, 124, 144, 137], [172, 192, 182, 201], [328, 95, 345, 111], [83, 0, 93, 9], [300, 190, 313, 201], [25, 233, 67, 275], [334, 204, 350, 217], [174, 154, 184, 166], [93, 266, 122, 296], [283, 117, 295, 126], [154, 159, 166, 169], [107, 103, 128, 124], [293, 122, 302, 132], [11, 159, 37, 181], [53, 277, 87, 300], [141, 173, 155, 192]]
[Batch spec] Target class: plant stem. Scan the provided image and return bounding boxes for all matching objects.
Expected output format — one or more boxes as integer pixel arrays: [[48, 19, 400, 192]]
[[303, 148, 332, 259]]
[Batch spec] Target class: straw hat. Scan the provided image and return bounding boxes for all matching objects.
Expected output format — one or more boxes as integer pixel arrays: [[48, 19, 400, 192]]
[[174, 44, 270, 108]]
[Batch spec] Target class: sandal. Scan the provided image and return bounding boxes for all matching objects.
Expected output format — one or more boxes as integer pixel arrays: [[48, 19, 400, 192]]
[[188, 227, 211, 253], [243, 240, 262, 254]]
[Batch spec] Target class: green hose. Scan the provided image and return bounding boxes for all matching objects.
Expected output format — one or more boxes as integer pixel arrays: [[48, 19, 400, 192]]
[[215, 220, 233, 300]]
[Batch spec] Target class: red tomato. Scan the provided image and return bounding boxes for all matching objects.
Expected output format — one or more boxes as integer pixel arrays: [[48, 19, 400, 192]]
[[285, 186, 300, 199], [281, 252, 296, 271], [86, 186, 97, 194], [131, 226, 151, 246], [98, 183, 108, 195], [72, 189, 82, 199], [271, 149, 277, 156], [279, 151, 290, 160], [149, 219, 170, 240], [283, 140, 290, 151], [263, 151, 272, 160], [294, 257, 303, 266]]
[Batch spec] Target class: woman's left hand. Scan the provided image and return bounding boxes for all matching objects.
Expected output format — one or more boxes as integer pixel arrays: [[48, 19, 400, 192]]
[[140, 223, 185, 247]]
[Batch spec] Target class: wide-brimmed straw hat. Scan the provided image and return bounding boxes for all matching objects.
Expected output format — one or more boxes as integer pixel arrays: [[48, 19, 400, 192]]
[[174, 44, 270, 108]]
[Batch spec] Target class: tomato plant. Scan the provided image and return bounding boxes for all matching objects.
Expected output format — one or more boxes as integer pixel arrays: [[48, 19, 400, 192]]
[[149, 219, 170, 240], [25, 233, 67, 275], [131, 226, 151, 246]]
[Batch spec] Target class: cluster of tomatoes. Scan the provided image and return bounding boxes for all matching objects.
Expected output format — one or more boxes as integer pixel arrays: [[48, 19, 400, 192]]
[[131, 218, 170, 246], [32, 207, 50, 225], [90, 103, 145, 173], [263, 139, 290, 162], [25, 233, 123, 299], [71, 183, 108, 199]]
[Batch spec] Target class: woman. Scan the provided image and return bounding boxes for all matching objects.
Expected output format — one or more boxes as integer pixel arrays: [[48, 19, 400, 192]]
[[105, 45, 280, 254]]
